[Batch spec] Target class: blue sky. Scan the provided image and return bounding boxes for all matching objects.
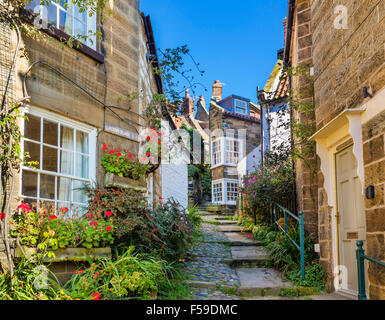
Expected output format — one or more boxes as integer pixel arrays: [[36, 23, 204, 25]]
[[140, 0, 288, 107]]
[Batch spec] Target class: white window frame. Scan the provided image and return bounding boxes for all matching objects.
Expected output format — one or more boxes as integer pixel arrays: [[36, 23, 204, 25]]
[[29, 1, 97, 50], [20, 105, 97, 214], [225, 138, 240, 165], [211, 138, 223, 168], [211, 179, 239, 205], [234, 99, 248, 115], [211, 137, 244, 169]]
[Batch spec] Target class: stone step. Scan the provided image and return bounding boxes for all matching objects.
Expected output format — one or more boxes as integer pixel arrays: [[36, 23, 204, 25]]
[[218, 225, 244, 233], [235, 268, 292, 297], [223, 246, 271, 267], [215, 220, 238, 225], [186, 280, 238, 291], [225, 232, 263, 246]]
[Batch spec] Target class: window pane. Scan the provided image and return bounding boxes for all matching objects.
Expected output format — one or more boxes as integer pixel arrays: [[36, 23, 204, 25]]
[[75, 154, 89, 178], [40, 174, 55, 200], [76, 131, 88, 153], [43, 146, 58, 172], [22, 171, 38, 197], [24, 141, 40, 167], [60, 10, 73, 33], [60, 151, 74, 175], [57, 177, 71, 201], [60, 126, 74, 150], [26, 0, 41, 12], [46, 3, 58, 27], [24, 115, 41, 142], [43, 119, 58, 146], [73, 180, 88, 204], [74, 5, 87, 23], [57, 202, 70, 212], [74, 19, 86, 38]]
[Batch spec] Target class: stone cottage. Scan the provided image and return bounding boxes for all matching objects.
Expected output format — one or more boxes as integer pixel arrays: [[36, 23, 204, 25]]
[[0, 0, 173, 216], [285, 0, 385, 299], [209, 80, 261, 211]]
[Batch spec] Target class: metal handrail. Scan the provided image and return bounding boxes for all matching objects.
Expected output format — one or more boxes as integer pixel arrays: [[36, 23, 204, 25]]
[[356, 240, 385, 300], [271, 201, 305, 280]]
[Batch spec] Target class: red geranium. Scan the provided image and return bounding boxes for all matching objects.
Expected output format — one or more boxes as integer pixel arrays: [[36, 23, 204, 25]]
[[102, 143, 109, 150], [91, 292, 101, 300], [17, 203, 32, 213], [105, 211, 113, 217], [89, 221, 98, 227], [106, 226, 112, 231], [0, 212, 5, 219], [49, 215, 57, 220], [116, 152, 122, 157], [108, 150, 115, 154]]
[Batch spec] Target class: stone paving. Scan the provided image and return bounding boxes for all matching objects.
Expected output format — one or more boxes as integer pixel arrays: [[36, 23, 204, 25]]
[[178, 208, 353, 300]]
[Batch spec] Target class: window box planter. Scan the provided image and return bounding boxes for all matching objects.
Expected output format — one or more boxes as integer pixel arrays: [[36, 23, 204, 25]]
[[15, 247, 112, 284], [207, 206, 221, 213], [104, 173, 147, 191], [15, 247, 111, 262]]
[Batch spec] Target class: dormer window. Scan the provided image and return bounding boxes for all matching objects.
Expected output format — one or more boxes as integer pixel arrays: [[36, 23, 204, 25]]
[[234, 99, 248, 115]]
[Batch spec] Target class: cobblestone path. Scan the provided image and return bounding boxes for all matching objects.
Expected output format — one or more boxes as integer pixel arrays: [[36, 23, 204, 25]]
[[178, 207, 353, 300]]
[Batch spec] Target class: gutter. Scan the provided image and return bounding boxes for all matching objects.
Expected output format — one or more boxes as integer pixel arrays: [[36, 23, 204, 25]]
[[284, 0, 295, 67]]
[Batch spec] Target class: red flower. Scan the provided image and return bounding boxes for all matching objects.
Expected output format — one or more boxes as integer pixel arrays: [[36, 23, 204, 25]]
[[146, 136, 151, 141], [91, 292, 101, 300], [95, 272, 100, 277], [0, 212, 5, 219], [102, 143, 109, 150], [89, 221, 98, 226], [159, 196, 163, 200], [108, 150, 115, 154], [86, 213, 93, 218], [49, 215, 57, 220], [17, 203, 32, 213], [105, 211, 113, 217], [128, 154, 133, 159], [106, 226, 112, 231], [73, 270, 77, 275], [116, 152, 122, 157], [158, 140, 161, 144], [146, 152, 150, 157], [59, 207, 69, 213]]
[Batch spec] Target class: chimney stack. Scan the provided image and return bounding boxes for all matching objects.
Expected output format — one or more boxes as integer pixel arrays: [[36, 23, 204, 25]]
[[212, 80, 223, 102], [181, 88, 194, 116]]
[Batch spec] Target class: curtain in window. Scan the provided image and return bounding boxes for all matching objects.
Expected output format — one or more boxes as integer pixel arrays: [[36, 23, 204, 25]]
[[59, 126, 73, 203]]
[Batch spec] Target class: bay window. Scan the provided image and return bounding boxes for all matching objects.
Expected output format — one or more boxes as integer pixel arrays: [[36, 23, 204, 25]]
[[212, 139, 222, 166], [212, 179, 239, 205], [212, 182, 223, 203], [226, 139, 239, 164], [21, 107, 96, 214]]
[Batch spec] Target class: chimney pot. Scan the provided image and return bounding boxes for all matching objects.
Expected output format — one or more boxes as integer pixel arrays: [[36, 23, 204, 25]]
[[212, 80, 223, 102]]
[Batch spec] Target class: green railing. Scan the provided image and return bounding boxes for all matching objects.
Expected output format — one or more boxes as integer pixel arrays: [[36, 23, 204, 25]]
[[356, 240, 385, 300], [271, 201, 305, 280]]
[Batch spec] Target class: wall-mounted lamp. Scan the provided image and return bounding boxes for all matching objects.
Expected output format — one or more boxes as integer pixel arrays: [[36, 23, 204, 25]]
[[365, 185, 375, 199]]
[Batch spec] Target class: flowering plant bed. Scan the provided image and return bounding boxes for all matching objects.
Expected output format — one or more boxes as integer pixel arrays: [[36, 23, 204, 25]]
[[11, 203, 115, 251]]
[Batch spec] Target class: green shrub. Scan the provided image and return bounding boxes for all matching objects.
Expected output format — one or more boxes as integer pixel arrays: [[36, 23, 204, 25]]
[[64, 247, 173, 300], [187, 205, 202, 230]]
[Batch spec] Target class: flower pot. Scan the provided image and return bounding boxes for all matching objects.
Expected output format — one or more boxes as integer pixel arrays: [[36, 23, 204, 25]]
[[104, 173, 147, 191]]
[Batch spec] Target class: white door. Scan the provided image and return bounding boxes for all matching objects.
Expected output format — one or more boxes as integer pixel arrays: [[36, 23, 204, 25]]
[[335, 146, 366, 295]]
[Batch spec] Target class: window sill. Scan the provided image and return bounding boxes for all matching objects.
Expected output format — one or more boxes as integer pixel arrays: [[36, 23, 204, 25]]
[[21, 9, 104, 64]]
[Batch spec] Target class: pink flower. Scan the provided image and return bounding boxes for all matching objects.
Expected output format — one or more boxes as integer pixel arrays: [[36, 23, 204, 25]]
[[0, 212, 5, 219], [106, 226, 112, 231], [95, 272, 100, 277], [105, 211, 113, 217]]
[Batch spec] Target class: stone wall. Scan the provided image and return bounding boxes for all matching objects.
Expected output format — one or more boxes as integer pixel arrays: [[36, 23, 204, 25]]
[[362, 110, 385, 299], [291, 0, 319, 241], [304, 0, 385, 297]]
